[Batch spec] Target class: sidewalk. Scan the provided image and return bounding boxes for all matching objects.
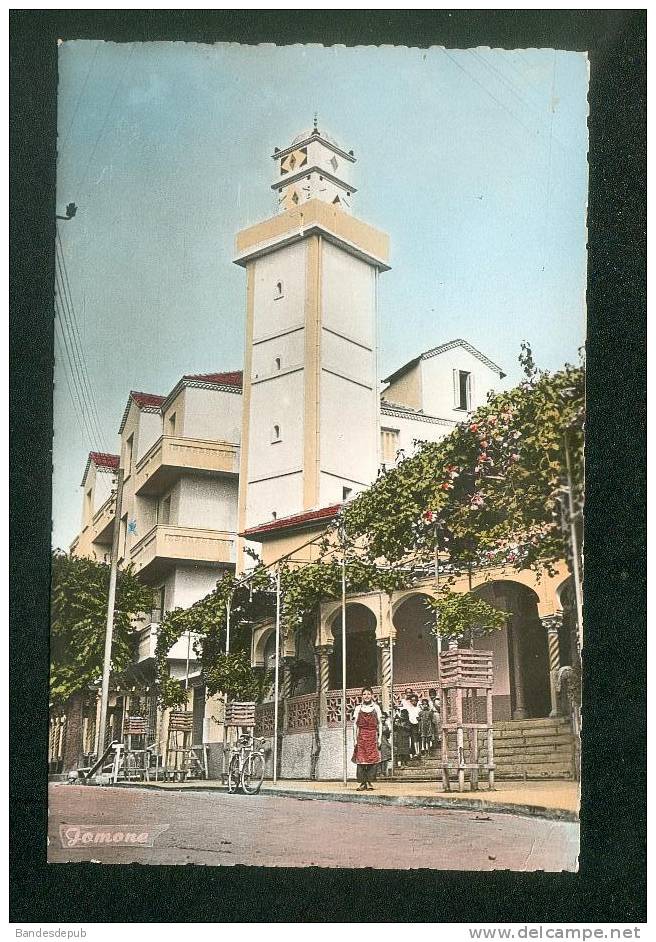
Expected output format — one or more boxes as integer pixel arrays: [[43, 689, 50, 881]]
[[116, 777, 579, 821]]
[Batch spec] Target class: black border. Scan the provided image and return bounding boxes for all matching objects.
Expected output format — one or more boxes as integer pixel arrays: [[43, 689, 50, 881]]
[[10, 9, 646, 923]]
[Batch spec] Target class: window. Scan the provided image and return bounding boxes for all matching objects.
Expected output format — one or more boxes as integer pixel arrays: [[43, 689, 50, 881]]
[[454, 370, 472, 410], [271, 424, 281, 443], [381, 427, 400, 464], [271, 511, 277, 520], [151, 586, 165, 624], [342, 487, 352, 501], [274, 356, 281, 371], [274, 280, 284, 299], [167, 412, 176, 437], [330, 155, 339, 172], [124, 434, 134, 477], [158, 495, 171, 525]]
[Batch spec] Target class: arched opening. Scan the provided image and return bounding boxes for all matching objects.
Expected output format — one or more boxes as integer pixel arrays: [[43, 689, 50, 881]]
[[329, 603, 377, 690], [392, 593, 439, 686], [474, 582, 550, 720]]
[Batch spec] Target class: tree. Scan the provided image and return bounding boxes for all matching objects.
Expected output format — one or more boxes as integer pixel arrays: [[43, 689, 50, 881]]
[[425, 589, 508, 646], [50, 550, 152, 704], [343, 345, 584, 577]]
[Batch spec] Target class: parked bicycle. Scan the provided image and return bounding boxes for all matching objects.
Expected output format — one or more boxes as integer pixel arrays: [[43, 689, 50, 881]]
[[226, 731, 266, 794]]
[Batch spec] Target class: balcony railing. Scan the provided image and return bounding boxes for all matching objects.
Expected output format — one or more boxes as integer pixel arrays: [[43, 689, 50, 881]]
[[134, 435, 239, 496], [130, 524, 235, 576], [91, 495, 115, 545], [137, 622, 200, 663]]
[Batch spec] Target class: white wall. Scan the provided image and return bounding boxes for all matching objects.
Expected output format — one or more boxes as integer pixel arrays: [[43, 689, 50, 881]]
[[319, 371, 378, 500], [420, 347, 502, 420], [176, 476, 238, 532], [322, 241, 375, 349], [379, 409, 454, 466], [182, 386, 242, 443], [93, 469, 114, 512], [170, 564, 225, 610], [136, 410, 163, 462], [252, 242, 307, 341], [252, 328, 305, 380], [247, 472, 304, 528]]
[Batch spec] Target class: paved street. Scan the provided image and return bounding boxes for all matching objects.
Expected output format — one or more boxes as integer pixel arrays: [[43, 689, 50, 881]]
[[48, 784, 578, 870]]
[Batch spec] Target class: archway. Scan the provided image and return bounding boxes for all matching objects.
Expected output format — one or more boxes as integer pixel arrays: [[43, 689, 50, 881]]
[[392, 593, 440, 686], [474, 581, 550, 720], [329, 603, 378, 690]]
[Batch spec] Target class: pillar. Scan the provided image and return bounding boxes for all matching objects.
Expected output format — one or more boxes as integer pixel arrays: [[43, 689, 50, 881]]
[[541, 614, 563, 717], [509, 619, 528, 720], [315, 645, 332, 726], [315, 645, 332, 694], [377, 638, 393, 712]]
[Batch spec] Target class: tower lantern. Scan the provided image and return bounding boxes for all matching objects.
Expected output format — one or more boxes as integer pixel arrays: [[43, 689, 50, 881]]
[[272, 122, 356, 214]]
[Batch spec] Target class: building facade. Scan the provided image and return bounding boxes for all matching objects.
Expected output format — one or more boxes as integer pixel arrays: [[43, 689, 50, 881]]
[[57, 124, 578, 781]]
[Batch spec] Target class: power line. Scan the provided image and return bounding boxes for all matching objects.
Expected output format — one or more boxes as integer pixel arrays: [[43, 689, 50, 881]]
[[54, 296, 99, 452], [54, 252, 107, 453], [60, 42, 101, 149], [55, 231, 110, 452], [441, 49, 534, 139], [77, 43, 136, 195]]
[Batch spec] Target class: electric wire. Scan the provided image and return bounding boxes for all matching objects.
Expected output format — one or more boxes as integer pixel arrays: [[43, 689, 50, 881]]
[[55, 232, 110, 453], [54, 258, 108, 454], [54, 296, 99, 452], [77, 43, 136, 196], [60, 42, 102, 149]]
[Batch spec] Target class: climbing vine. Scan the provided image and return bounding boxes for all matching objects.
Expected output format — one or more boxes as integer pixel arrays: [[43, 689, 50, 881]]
[[425, 589, 508, 645]]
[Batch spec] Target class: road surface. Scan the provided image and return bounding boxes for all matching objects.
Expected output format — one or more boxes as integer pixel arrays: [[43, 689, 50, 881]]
[[48, 784, 578, 870]]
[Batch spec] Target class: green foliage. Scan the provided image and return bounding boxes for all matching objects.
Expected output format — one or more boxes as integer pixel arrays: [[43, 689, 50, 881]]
[[343, 346, 584, 575], [50, 550, 151, 704], [425, 589, 508, 644], [203, 651, 263, 701]]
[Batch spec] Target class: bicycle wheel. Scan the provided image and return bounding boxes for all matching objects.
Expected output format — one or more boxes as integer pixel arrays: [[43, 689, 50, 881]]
[[241, 752, 265, 795], [227, 753, 241, 793]]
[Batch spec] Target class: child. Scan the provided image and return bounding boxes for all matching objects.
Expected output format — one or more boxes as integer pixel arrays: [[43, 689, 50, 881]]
[[418, 698, 434, 753], [379, 722, 392, 778], [393, 708, 412, 766]]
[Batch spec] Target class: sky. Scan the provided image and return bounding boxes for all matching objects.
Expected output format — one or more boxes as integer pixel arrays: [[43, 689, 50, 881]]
[[53, 41, 589, 550]]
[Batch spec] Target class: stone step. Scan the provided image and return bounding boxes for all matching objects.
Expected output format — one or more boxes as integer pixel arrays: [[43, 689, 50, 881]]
[[391, 767, 573, 781], [493, 720, 572, 734]]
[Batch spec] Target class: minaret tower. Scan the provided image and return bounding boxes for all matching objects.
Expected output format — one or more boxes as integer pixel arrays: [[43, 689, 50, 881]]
[[234, 123, 390, 564]]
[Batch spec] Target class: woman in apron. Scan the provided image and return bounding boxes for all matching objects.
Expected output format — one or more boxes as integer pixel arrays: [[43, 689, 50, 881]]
[[352, 687, 382, 791]]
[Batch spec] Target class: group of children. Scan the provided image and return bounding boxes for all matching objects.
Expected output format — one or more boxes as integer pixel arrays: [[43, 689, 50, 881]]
[[377, 688, 442, 778]]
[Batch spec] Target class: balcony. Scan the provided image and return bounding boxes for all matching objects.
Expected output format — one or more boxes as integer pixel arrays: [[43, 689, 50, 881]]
[[130, 524, 235, 578], [134, 436, 239, 497], [136, 622, 200, 663], [91, 495, 115, 545]]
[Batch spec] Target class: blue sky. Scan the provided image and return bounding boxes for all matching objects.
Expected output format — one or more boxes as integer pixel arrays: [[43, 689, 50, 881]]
[[53, 41, 589, 549]]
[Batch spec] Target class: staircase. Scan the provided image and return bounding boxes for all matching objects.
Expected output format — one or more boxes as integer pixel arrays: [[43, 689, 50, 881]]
[[392, 717, 576, 781]]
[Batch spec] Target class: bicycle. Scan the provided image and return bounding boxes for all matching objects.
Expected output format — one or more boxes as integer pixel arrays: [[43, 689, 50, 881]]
[[226, 731, 266, 795]]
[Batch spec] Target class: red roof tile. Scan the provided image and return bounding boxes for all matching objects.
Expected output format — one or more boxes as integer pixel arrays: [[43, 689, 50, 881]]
[[89, 452, 119, 470], [131, 391, 166, 409], [243, 504, 342, 538], [184, 371, 243, 388]]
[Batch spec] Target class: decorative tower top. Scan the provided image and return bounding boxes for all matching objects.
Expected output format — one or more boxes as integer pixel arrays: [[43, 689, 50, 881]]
[[271, 123, 356, 214]]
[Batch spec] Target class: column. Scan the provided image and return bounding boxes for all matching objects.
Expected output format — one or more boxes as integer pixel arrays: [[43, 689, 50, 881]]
[[509, 619, 528, 720], [541, 614, 563, 717], [377, 638, 393, 712], [314, 645, 332, 726], [314, 645, 332, 694]]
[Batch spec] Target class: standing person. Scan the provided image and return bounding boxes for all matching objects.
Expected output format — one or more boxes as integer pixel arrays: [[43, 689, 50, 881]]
[[379, 715, 392, 778], [352, 687, 382, 791], [400, 688, 414, 710], [429, 687, 442, 749], [393, 707, 412, 766], [405, 693, 421, 757], [418, 698, 434, 753]]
